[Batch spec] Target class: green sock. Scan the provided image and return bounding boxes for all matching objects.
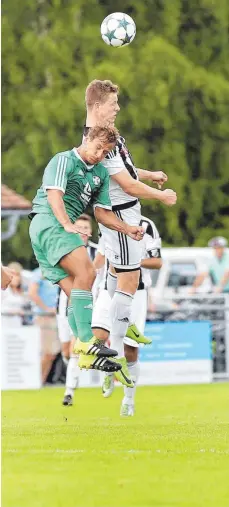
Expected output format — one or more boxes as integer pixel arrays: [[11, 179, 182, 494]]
[[70, 289, 93, 343], [67, 306, 78, 337]]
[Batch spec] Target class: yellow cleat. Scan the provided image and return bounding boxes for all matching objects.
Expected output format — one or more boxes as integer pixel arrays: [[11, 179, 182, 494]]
[[74, 337, 118, 357], [112, 357, 134, 387], [126, 324, 152, 345]]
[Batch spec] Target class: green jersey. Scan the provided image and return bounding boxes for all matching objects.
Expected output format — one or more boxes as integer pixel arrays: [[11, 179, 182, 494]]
[[31, 148, 112, 222]]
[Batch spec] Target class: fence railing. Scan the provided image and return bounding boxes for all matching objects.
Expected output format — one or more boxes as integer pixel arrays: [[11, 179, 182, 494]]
[[147, 293, 229, 379]]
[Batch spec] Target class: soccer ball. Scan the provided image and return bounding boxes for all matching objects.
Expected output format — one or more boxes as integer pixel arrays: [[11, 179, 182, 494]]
[[100, 12, 136, 48]]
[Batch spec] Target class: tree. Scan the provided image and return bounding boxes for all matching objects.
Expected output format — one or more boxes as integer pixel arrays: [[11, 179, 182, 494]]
[[2, 0, 229, 266]]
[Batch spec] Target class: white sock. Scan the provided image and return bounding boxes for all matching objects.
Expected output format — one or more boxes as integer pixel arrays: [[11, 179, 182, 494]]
[[107, 271, 117, 299], [109, 290, 133, 357], [65, 355, 80, 397], [123, 361, 140, 405]]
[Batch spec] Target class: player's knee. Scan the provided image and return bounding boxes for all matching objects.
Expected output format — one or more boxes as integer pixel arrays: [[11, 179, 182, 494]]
[[86, 264, 96, 287], [77, 264, 96, 289], [117, 270, 140, 295]]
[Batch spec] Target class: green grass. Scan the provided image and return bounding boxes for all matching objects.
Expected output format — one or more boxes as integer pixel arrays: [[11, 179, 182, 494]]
[[2, 383, 229, 507]]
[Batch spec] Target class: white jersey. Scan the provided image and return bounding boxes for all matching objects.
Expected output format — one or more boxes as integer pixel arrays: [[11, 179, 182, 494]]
[[97, 216, 161, 291], [84, 128, 139, 207], [139, 216, 161, 289], [102, 136, 139, 206]]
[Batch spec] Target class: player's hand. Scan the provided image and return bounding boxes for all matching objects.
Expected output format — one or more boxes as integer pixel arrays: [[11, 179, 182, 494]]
[[160, 189, 177, 206], [152, 171, 168, 189], [126, 225, 145, 241], [63, 222, 84, 235]]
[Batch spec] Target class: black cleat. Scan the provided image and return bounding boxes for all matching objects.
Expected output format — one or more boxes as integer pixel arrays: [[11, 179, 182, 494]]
[[62, 394, 73, 406], [78, 353, 122, 373], [74, 337, 118, 357]]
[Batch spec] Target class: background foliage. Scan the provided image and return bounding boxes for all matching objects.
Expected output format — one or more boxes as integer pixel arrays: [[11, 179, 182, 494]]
[[2, 0, 229, 266]]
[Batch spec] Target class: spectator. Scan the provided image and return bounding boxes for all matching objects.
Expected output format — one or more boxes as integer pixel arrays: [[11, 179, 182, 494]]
[[1, 265, 16, 290], [190, 237, 229, 294], [29, 268, 60, 384], [1, 262, 28, 326]]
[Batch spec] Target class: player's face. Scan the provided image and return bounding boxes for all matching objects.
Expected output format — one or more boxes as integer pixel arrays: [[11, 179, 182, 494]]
[[75, 219, 92, 244], [10, 273, 21, 289], [84, 138, 116, 164], [214, 246, 224, 259], [97, 93, 120, 126]]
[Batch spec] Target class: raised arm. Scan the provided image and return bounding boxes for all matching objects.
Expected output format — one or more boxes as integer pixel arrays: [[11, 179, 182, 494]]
[[137, 169, 168, 188], [111, 170, 177, 206]]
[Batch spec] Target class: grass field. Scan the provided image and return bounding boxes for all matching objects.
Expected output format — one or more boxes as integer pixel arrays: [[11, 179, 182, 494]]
[[2, 383, 229, 507]]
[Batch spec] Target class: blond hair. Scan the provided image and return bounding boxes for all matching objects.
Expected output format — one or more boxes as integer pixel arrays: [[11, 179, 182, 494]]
[[85, 80, 119, 109], [87, 126, 119, 145]]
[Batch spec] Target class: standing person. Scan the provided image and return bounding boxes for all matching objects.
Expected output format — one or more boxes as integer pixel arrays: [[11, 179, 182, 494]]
[[29, 268, 60, 384], [58, 214, 98, 406], [84, 79, 177, 368], [1, 262, 28, 327], [92, 215, 162, 416], [29, 126, 144, 383], [190, 237, 229, 294]]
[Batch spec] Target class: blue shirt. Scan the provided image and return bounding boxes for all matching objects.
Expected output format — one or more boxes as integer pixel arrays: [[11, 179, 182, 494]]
[[209, 251, 229, 292], [31, 268, 58, 314]]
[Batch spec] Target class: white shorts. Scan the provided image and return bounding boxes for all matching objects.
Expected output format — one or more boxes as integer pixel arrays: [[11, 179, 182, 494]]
[[92, 288, 148, 348], [56, 315, 73, 344], [99, 202, 142, 270]]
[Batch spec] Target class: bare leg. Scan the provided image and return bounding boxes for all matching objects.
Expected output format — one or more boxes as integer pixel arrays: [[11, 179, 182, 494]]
[[42, 353, 55, 384]]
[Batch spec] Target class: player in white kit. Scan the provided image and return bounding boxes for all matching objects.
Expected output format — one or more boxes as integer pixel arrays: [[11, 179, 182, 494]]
[[92, 216, 162, 416], [56, 214, 97, 407], [85, 80, 176, 379]]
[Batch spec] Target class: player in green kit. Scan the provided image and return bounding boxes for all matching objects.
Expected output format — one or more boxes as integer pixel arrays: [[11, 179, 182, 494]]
[[29, 126, 144, 382]]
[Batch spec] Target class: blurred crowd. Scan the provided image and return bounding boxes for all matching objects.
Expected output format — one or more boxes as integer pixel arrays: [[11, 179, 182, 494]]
[[1, 262, 60, 384]]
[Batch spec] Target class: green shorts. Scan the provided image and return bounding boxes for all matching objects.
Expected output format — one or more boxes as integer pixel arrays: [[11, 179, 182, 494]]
[[29, 213, 84, 284]]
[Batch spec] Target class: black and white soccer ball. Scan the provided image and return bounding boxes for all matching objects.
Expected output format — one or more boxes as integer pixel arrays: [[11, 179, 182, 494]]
[[101, 12, 136, 48]]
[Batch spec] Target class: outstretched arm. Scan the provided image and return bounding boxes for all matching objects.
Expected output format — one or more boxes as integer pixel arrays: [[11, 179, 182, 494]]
[[138, 169, 168, 188], [189, 272, 208, 294], [214, 269, 229, 293], [94, 207, 144, 241], [111, 170, 177, 206]]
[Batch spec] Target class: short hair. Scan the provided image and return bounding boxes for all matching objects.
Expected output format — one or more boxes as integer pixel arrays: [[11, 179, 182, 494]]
[[85, 79, 119, 108], [208, 236, 228, 248], [76, 214, 92, 224], [87, 125, 119, 145]]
